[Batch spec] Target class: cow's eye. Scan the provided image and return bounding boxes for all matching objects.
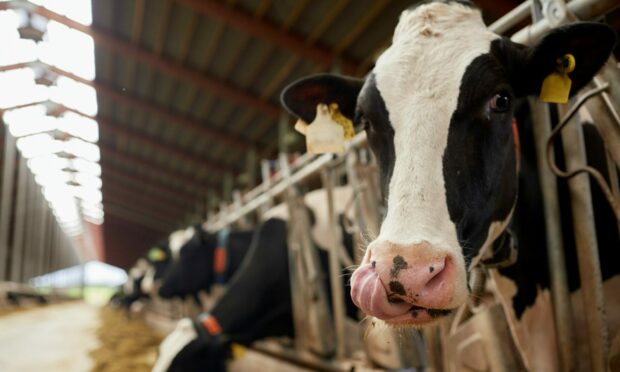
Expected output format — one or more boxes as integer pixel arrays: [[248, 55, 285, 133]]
[[489, 93, 511, 113]]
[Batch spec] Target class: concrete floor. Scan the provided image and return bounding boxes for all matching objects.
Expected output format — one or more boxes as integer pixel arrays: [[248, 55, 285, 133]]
[[0, 302, 100, 372]]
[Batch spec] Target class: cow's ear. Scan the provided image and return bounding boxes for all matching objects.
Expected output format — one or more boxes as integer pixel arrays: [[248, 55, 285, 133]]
[[281, 73, 364, 123], [520, 22, 616, 97]]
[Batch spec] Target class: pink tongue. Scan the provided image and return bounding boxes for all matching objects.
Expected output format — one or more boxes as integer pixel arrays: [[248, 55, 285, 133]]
[[350, 264, 411, 319]]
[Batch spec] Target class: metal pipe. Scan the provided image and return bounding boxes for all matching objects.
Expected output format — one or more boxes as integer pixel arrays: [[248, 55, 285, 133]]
[[489, 0, 532, 34], [0, 130, 17, 280], [528, 98, 575, 371], [206, 134, 367, 231], [511, 0, 620, 45], [321, 169, 347, 359], [558, 101, 609, 371]]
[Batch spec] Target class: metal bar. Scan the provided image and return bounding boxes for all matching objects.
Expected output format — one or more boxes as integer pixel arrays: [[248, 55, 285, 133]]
[[529, 98, 574, 371], [511, 0, 620, 44], [0, 130, 17, 280], [205, 134, 367, 230], [558, 101, 609, 371], [10, 154, 28, 282], [489, 0, 532, 34], [321, 169, 347, 359]]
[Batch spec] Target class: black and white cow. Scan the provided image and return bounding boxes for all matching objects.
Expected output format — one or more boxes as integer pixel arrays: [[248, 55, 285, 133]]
[[283, 0, 616, 326], [114, 242, 173, 310], [282, 1, 619, 369], [153, 188, 358, 372], [158, 225, 254, 300]]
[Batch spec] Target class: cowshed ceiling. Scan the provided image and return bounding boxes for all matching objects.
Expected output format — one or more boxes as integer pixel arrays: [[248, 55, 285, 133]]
[[89, 0, 526, 268]]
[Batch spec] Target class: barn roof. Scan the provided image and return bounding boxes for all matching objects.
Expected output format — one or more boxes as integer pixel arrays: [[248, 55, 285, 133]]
[[2, 0, 528, 268]]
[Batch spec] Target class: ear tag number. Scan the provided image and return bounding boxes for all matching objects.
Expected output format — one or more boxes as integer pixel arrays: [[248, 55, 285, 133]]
[[540, 54, 575, 104], [306, 103, 346, 154]]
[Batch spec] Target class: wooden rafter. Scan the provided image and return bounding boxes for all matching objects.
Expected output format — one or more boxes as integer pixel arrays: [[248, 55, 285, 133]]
[[103, 183, 188, 218], [103, 203, 176, 232], [102, 175, 195, 212], [103, 197, 181, 226], [176, 0, 359, 74], [102, 166, 198, 204], [99, 143, 214, 191], [38, 63, 255, 152], [97, 115, 237, 174]]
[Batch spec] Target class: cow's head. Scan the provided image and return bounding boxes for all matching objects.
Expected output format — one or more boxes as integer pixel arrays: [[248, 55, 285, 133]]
[[159, 226, 217, 299], [282, 1, 615, 326]]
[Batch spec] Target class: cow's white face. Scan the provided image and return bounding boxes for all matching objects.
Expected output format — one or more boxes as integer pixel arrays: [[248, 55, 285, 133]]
[[281, 1, 615, 326]]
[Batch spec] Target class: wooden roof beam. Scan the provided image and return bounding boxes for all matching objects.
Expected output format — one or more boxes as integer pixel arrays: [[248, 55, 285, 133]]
[[99, 143, 214, 191], [101, 165, 199, 204], [0, 1, 280, 118], [176, 0, 359, 74], [103, 203, 175, 232], [97, 115, 237, 174], [102, 183, 189, 219], [103, 193, 183, 225], [42, 64, 255, 153]]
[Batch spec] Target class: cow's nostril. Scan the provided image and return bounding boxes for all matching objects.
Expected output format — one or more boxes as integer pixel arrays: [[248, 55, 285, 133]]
[[425, 257, 450, 291]]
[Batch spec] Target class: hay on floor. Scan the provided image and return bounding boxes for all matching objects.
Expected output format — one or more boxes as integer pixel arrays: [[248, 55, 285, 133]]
[[90, 306, 163, 372]]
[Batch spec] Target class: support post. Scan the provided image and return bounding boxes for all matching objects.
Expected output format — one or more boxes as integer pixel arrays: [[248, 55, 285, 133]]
[[0, 130, 17, 280]]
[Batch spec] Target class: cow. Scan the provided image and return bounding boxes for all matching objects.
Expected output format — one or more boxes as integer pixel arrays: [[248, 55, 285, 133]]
[[281, 1, 618, 370], [153, 187, 359, 372], [113, 242, 173, 311], [157, 225, 254, 300]]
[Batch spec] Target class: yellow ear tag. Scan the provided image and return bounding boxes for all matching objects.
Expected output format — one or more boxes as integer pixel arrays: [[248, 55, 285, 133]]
[[540, 54, 576, 104], [230, 343, 247, 359], [328, 103, 355, 140], [148, 247, 166, 262], [306, 103, 346, 154]]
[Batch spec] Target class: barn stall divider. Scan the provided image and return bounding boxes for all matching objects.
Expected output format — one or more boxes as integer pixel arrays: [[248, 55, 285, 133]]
[[126, 0, 620, 370]]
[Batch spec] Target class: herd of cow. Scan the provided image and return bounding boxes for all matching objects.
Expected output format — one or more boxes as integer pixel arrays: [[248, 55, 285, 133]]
[[113, 187, 359, 371], [113, 1, 620, 371]]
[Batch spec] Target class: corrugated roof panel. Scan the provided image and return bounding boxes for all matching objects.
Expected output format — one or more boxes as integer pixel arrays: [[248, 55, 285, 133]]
[[151, 73, 175, 107], [163, 5, 196, 61], [133, 64, 154, 98], [140, 0, 169, 51], [318, 0, 377, 50], [186, 18, 223, 70], [208, 27, 249, 79], [171, 82, 197, 113]]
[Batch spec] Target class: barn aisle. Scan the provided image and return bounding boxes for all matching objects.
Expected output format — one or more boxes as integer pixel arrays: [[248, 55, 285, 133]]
[[0, 302, 100, 372]]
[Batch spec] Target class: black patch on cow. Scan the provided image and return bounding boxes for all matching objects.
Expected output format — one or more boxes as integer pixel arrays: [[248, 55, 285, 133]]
[[390, 255, 408, 278], [429, 266, 434, 273], [389, 281, 406, 296], [443, 41, 519, 268], [356, 73, 395, 200]]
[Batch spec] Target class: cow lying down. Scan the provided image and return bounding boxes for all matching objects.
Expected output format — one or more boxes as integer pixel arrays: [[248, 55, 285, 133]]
[[281, 1, 618, 370], [153, 187, 358, 372]]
